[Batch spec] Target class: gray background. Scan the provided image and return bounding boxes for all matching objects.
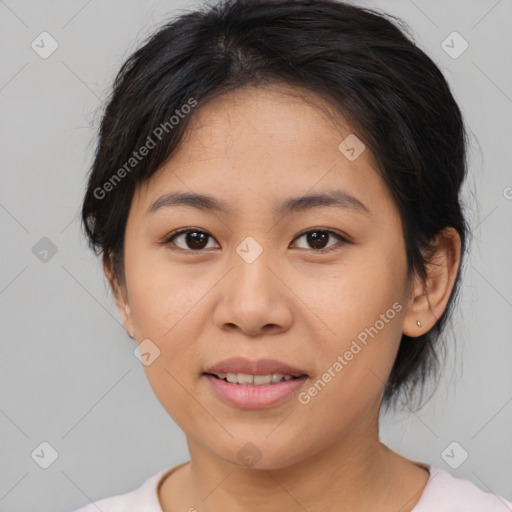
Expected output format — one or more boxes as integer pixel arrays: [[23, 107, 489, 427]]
[[0, 0, 511, 510]]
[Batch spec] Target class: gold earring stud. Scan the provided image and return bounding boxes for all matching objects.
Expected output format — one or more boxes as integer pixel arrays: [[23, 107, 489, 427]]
[[417, 320, 422, 328]]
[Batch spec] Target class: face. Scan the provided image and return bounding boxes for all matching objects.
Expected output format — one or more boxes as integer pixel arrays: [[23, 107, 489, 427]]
[[114, 84, 416, 469]]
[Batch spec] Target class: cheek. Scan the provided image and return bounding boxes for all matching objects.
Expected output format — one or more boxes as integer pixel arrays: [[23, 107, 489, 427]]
[[126, 261, 207, 428], [125, 259, 206, 408], [293, 250, 406, 398], [126, 252, 208, 339], [293, 251, 405, 343]]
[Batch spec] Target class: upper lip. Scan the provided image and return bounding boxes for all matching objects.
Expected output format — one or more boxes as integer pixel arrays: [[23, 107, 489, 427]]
[[205, 357, 307, 377]]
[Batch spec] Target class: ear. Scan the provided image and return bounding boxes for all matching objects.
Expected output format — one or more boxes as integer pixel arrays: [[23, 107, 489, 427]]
[[102, 252, 136, 338], [402, 227, 462, 337]]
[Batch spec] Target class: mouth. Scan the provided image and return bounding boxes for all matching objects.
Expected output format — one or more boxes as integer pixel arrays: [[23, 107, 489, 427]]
[[203, 358, 309, 409], [204, 357, 308, 382], [204, 372, 305, 386]]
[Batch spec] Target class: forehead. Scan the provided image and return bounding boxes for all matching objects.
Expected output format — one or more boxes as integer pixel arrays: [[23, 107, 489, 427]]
[[179, 83, 362, 158], [134, 83, 393, 218]]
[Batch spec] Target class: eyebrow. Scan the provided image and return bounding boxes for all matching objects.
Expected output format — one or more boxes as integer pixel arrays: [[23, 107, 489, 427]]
[[146, 189, 372, 217]]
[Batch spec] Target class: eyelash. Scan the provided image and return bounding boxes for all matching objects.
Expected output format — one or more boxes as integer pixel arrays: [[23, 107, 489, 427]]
[[163, 227, 349, 254]]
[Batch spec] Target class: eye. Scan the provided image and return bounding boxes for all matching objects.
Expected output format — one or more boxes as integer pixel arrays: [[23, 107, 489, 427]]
[[291, 229, 348, 252], [163, 227, 348, 253], [165, 228, 219, 252]]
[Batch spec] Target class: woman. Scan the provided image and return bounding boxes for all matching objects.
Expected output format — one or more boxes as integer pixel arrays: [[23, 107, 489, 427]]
[[73, 0, 512, 510]]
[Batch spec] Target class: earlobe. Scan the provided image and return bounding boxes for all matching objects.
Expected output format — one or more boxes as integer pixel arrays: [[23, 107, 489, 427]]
[[402, 227, 461, 337]]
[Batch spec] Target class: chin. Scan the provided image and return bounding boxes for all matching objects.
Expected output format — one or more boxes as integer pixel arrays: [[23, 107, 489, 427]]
[[209, 435, 318, 472]]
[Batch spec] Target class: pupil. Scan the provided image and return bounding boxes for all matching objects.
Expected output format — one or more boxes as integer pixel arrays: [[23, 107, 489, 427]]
[[308, 231, 328, 249], [187, 232, 207, 249]]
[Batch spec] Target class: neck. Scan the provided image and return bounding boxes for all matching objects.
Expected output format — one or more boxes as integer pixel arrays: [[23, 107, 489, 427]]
[[165, 424, 427, 512], [189, 439, 386, 511], [158, 398, 429, 512]]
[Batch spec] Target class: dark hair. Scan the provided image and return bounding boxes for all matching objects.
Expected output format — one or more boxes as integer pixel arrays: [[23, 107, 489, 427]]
[[81, 0, 470, 410]]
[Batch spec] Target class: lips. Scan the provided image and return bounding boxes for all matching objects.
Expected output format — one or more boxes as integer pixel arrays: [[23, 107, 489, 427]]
[[203, 357, 308, 409], [204, 357, 307, 378], [203, 357, 309, 408]]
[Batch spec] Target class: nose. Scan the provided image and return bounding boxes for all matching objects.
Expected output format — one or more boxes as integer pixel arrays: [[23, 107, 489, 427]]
[[212, 249, 294, 337]]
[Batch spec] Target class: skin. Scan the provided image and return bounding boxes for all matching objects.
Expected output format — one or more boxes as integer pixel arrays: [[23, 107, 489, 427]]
[[105, 83, 461, 512]]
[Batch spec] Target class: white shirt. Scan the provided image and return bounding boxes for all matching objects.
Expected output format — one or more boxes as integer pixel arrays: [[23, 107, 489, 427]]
[[70, 462, 512, 511]]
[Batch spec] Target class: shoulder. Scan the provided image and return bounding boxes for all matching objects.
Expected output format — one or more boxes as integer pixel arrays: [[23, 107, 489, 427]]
[[414, 465, 512, 512], [68, 466, 175, 512]]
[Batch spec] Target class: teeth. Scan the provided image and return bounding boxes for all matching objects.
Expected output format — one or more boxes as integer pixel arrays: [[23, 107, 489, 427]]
[[254, 374, 272, 385], [237, 373, 254, 385], [271, 373, 283, 384], [215, 372, 297, 385]]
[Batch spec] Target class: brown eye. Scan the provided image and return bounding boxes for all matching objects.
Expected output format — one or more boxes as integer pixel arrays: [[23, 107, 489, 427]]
[[292, 229, 347, 252], [164, 227, 347, 253], [167, 229, 218, 251]]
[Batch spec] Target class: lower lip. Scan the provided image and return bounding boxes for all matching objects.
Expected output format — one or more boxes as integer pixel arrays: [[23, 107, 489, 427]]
[[204, 374, 308, 409]]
